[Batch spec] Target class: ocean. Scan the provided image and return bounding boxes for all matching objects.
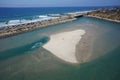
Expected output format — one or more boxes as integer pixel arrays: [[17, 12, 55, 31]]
[[0, 7, 113, 27], [0, 7, 120, 80]]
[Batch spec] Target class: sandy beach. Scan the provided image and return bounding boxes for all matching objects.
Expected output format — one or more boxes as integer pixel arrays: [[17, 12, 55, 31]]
[[43, 29, 86, 63], [86, 15, 120, 23]]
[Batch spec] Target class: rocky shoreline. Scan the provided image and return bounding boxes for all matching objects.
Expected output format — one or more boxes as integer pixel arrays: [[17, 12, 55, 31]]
[[0, 7, 120, 39], [85, 7, 120, 23], [0, 13, 83, 39]]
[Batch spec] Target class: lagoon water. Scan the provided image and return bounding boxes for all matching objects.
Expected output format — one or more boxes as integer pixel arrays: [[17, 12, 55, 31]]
[[0, 16, 120, 80]]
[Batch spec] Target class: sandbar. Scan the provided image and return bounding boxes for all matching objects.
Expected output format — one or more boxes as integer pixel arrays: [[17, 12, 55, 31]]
[[43, 29, 86, 63]]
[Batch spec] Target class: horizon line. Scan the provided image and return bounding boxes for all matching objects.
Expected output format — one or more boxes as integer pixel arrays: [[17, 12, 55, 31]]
[[0, 5, 120, 8]]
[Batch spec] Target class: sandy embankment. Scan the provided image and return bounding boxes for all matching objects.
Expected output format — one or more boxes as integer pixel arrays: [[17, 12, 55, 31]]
[[43, 29, 86, 63]]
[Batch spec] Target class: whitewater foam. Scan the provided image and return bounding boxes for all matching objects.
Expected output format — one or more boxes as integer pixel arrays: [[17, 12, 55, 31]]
[[0, 15, 59, 27]]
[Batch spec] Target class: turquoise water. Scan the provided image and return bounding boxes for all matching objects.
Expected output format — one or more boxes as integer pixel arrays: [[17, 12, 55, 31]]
[[0, 17, 120, 80]]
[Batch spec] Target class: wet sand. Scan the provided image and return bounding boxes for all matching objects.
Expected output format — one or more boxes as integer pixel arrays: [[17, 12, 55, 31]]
[[76, 26, 96, 63]]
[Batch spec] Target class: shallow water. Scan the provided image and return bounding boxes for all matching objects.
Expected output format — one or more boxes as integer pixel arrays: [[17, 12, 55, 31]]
[[0, 17, 120, 80]]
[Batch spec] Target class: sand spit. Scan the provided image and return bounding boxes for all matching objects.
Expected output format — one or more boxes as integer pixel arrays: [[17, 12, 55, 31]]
[[0, 12, 85, 39], [86, 15, 120, 23], [43, 29, 86, 63], [0, 18, 77, 39]]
